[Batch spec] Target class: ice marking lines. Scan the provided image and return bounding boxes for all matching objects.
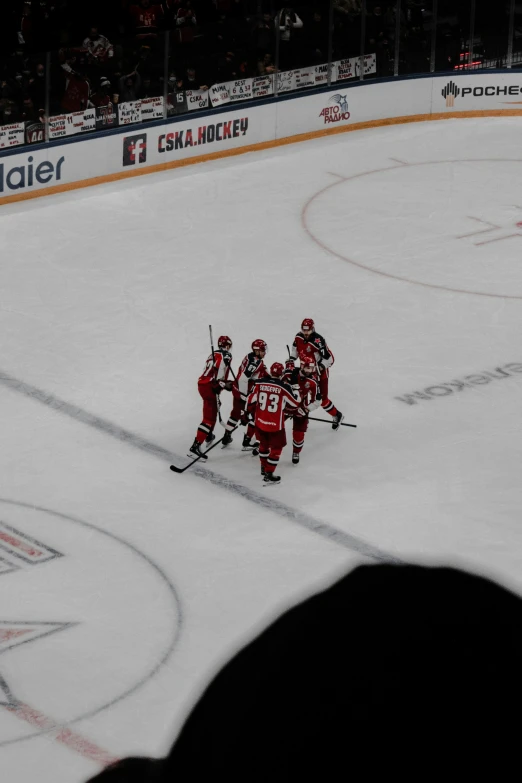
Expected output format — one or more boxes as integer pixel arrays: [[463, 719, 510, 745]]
[[0, 369, 400, 564], [456, 215, 522, 246], [0, 520, 62, 567], [302, 159, 522, 299], [395, 362, 522, 406], [5, 701, 120, 767], [0, 498, 182, 753]]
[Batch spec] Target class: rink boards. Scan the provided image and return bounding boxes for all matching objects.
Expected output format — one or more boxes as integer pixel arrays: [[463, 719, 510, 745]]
[[1, 71, 522, 205]]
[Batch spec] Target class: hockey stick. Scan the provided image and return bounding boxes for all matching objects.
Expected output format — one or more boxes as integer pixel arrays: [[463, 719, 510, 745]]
[[209, 324, 236, 383], [307, 416, 356, 428], [170, 426, 239, 474], [209, 325, 226, 428]]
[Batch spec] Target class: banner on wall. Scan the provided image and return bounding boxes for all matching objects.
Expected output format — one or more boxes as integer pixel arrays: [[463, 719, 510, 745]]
[[0, 52, 381, 154], [314, 64, 330, 85], [295, 68, 315, 89], [209, 83, 230, 107], [228, 78, 253, 102], [276, 70, 296, 93], [252, 75, 273, 98], [354, 54, 377, 77], [141, 96, 164, 121], [9, 73, 522, 203], [49, 108, 96, 139], [118, 101, 141, 125], [335, 58, 356, 81], [0, 122, 25, 148], [333, 55, 376, 81], [185, 89, 209, 111], [47, 115, 67, 138]]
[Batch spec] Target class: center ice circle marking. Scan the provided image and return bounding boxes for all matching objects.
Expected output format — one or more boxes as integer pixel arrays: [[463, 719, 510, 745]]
[[302, 159, 522, 300], [0, 499, 182, 747]]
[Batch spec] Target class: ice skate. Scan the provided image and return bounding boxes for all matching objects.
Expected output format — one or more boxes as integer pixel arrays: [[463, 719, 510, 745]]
[[221, 430, 233, 448], [263, 473, 281, 486], [242, 434, 259, 451], [188, 439, 208, 460], [332, 411, 344, 431]]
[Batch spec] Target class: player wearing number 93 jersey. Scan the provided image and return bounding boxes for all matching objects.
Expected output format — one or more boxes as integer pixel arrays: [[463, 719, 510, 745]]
[[247, 362, 300, 484]]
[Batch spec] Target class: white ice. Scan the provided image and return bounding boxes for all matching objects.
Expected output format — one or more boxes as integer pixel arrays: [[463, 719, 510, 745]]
[[1, 116, 522, 782]]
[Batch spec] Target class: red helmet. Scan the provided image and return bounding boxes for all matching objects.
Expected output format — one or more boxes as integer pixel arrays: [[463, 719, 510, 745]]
[[218, 335, 232, 350], [300, 355, 315, 374], [270, 362, 284, 378], [301, 318, 315, 333], [252, 339, 267, 354]]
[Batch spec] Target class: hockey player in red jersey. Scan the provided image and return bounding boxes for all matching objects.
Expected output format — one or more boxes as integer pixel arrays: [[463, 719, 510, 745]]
[[189, 335, 233, 459], [290, 318, 344, 430], [222, 339, 269, 449], [283, 354, 322, 465], [247, 362, 300, 485]]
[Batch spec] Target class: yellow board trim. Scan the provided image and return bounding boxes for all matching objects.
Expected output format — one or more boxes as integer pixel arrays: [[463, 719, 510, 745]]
[[1, 108, 522, 206]]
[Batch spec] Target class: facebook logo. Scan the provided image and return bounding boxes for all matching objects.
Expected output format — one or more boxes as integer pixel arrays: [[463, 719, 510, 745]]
[[123, 133, 147, 166]]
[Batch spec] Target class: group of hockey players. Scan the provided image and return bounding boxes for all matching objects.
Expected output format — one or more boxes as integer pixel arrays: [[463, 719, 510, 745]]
[[189, 319, 344, 485]]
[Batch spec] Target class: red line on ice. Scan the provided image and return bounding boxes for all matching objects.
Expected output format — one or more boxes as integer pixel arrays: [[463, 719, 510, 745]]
[[5, 701, 119, 767]]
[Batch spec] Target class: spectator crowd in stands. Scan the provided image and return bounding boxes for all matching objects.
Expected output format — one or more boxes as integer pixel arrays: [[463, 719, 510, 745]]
[[0, 1, 517, 131]]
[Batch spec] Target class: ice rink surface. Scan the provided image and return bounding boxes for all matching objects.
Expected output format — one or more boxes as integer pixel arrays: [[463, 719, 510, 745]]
[[1, 116, 522, 781]]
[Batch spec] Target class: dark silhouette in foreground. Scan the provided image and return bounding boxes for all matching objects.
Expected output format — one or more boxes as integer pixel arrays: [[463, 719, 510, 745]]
[[88, 563, 522, 781]]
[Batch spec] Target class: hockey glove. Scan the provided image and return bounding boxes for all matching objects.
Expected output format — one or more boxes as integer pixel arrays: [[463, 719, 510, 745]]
[[240, 411, 253, 426], [285, 359, 295, 371], [212, 380, 233, 393], [291, 384, 301, 401]]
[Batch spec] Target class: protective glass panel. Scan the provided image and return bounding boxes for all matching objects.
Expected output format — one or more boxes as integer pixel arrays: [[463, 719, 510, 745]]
[[398, 0, 432, 75], [475, 1, 511, 69], [272, 4, 332, 97], [332, 0, 364, 85], [363, 1, 396, 80], [433, 0, 466, 72]]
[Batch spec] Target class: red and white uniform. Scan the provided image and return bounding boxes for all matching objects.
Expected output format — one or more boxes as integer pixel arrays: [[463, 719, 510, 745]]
[[225, 352, 268, 436], [129, 3, 164, 38], [198, 349, 230, 386], [82, 34, 114, 63], [247, 378, 299, 475], [194, 348, 232, 445], [290, 330, 334, 372], [283, 367, 322, 455], [60, 69, 90, 112], [290, 331, 339, 418], [175, 6, 197, 43]]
